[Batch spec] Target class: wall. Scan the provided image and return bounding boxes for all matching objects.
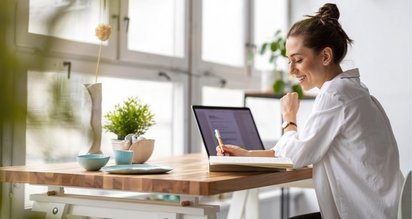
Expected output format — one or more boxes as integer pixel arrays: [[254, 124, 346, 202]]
[[290, 0, 412, 175]]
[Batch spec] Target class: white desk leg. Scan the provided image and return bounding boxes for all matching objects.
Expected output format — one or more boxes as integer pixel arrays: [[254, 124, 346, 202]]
[[227, 190, 248, 219], [245, 188, 259, 219], [227, 189, 259, 219]]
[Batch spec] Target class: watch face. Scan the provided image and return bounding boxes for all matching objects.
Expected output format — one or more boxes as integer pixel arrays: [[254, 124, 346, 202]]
[[282, 121, 288, 129]]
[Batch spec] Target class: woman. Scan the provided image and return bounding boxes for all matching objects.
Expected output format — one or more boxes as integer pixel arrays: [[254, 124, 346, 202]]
[[217, 3, 404, 219]]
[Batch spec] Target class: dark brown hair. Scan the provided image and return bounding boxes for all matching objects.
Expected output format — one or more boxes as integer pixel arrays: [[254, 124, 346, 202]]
[[287, 3, 353, 64]]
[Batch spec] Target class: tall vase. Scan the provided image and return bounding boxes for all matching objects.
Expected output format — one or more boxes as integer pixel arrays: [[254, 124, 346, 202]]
[[85, 83, 102, 154]]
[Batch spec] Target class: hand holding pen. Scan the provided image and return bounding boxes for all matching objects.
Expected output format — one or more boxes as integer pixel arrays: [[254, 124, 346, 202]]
[[214, 129, 225, 155], [214, 129, 253, 156]]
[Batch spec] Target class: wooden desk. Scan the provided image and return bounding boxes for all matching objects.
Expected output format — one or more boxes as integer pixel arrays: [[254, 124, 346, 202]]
[[0, 153, 312, 218]]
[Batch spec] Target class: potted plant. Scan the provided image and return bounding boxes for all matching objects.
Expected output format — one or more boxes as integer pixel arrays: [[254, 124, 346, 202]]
[[259, 30, 304, 98], [103, 96, 156, 163], [259, 30, 287, 94]]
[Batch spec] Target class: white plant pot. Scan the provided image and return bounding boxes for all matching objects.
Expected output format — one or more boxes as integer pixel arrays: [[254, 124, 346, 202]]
[[111, 139, 129, 151]]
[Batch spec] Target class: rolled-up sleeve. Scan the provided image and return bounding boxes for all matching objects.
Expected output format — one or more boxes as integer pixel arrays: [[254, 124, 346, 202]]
[[273, 91, 345, 168]]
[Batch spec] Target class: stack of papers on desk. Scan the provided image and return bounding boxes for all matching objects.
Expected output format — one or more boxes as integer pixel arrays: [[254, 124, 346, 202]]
[[209, 156, 293, 172]]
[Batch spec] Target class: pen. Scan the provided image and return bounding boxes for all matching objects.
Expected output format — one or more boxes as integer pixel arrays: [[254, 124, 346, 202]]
[[214, 129, 225, 153]]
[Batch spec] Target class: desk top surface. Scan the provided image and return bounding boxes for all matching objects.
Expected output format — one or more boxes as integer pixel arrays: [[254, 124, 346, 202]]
[[0, 153, 312, 196]]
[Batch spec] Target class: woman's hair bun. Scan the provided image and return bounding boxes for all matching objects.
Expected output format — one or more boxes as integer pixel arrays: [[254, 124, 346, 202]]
[[316, 3, 340, 20]]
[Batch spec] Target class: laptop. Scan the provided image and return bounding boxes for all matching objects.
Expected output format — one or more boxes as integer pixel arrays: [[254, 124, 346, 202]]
[[191, 105, 265, 156]]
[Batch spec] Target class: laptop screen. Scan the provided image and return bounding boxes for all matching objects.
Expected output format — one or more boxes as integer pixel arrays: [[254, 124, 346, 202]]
[[192, 105, 265, 156]]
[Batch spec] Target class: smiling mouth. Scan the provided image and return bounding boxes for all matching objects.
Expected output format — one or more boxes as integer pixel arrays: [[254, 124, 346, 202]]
[[296, 75, 306, 83]]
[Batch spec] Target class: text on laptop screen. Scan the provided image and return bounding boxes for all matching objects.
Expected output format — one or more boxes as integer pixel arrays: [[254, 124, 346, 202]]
[[192, 106, 264, 156]]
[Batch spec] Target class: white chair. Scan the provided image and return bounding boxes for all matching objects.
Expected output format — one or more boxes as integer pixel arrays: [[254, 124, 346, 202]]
[[398, 171, 411, 219]]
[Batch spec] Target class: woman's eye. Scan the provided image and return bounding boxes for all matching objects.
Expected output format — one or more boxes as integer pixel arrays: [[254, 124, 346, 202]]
[[288, 59, 302, 65]]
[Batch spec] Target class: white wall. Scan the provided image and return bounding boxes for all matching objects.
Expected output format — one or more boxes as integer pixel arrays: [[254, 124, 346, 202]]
[[290, 0, 412, 175]]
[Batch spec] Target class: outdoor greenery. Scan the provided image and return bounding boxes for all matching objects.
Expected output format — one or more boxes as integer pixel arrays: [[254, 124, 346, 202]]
[[103, 97, 155, 140]]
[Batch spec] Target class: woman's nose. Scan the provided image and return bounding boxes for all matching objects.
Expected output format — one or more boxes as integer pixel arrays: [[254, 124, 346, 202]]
[[289, 64, 297, 75]]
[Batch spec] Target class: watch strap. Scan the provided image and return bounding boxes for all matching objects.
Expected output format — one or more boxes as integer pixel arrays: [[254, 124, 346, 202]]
[[282, 121, 297, 129]]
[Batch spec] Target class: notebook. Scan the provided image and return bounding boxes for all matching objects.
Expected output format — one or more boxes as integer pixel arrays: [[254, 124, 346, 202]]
[[191, 105, 293, 172]]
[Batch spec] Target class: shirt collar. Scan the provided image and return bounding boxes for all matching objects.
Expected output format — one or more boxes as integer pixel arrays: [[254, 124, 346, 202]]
[[339, 68, 360, 79], [320, 68, 360, 92]]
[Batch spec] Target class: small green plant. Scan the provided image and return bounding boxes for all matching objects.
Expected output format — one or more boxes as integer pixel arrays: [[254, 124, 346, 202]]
[[259, 29, 287, 69], [260, 30, 304, 98], [103, 97, 155, 140]]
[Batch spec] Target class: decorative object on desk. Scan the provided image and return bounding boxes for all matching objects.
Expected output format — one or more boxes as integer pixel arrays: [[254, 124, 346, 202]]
[[94, 24, 112, 83], [103, 96, 155, 140], [114, 149, 134, 165], [129, 138, 155, 164], [83, 24, 112, 154], [77, 154, 110, 171], [84, 83, 103, 154], [111, 139, 129, 150], [101, 164, 173, 174], [103, 96, 155, 163]]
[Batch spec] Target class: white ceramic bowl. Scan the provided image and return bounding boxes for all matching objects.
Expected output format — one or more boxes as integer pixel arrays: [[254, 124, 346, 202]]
[[77, 154, 110, 171]]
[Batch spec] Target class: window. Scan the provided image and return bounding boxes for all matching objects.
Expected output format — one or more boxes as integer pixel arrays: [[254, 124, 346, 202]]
[[120, 0, 188, 69], [29, 0, 107, 44], [201, 0, 247, 67], [127, 0, 185, 58], [26, 69, 178, 164], [26, 70, 89, 164], [16, 0, 116, 58], [8, 0, 290, 216], [254, 0, 288, 71]]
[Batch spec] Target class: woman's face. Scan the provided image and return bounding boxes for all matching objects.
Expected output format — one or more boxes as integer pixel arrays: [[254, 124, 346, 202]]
[[285, 36, 325, 90]]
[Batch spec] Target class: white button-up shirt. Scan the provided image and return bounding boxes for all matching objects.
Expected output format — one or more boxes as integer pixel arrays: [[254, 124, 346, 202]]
[[274, 68, 404, 219]]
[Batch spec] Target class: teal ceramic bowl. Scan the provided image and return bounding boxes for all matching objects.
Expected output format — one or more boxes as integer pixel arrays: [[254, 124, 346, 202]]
[[77, 154, 110, 171]]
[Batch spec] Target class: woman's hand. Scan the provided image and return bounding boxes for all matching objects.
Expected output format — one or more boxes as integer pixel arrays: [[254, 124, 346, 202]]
[[280, 92, 299, 122], [216, 145, 249, 156], [216, 145, 275, 157]]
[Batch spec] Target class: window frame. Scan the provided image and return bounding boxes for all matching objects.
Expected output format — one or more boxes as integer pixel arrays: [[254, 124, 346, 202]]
[[15, 0, 118, 60], [193, 0, 251, 78], [118, 0, 190, 72]]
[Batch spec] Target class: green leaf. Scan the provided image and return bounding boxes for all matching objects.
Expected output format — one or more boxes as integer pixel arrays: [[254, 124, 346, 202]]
[[270, 42, 278, 52], [103, 96, 155, 140], [260, 43, 268, 55], [273, 80, 286, 94], [292, 84, 304, 99], [281, 47, 287, 57]]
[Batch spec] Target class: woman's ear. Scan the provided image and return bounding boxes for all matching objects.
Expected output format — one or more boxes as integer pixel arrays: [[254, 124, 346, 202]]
[[322, 47, 333, 66]]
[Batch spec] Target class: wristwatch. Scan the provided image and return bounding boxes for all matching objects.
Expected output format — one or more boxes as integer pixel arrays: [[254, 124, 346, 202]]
[[282, 121, 297, 129]]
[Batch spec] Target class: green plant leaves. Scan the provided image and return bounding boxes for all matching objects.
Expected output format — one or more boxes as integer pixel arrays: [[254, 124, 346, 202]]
[[259, 29, 287, 66], [273, 80, 286, 94], [291, 84, 304, 99], [103, 96, 155, 140]]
